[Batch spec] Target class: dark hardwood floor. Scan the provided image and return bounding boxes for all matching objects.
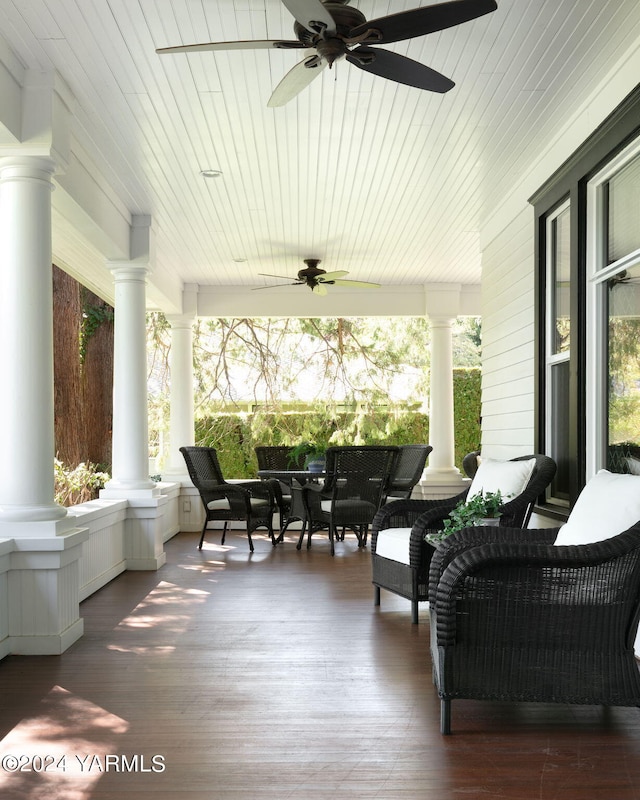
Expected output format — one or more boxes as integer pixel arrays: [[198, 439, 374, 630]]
[[1, 527, 640, 799]]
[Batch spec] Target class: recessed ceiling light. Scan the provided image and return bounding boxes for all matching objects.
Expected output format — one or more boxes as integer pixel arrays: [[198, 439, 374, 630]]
[[200, 169, 222, 179]]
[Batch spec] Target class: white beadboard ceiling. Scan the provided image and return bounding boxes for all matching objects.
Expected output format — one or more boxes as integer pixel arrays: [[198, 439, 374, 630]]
[[3, 0, 640, 312]]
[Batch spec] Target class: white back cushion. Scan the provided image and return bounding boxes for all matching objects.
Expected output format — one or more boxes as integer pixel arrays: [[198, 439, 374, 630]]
[[467, 457, 536, 502], [554, 469, 640, 546]]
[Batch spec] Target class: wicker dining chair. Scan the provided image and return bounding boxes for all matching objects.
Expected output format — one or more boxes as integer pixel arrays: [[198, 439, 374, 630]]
[[298, 445, 399, 556], [255, 445, 308, 536], [181, 446, 275, 551], [370, 453, 557, 623], [384, 444, 433, 501]]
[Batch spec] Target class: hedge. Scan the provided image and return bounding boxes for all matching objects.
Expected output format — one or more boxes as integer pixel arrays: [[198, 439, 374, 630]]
[[194, 368, 481, 478]]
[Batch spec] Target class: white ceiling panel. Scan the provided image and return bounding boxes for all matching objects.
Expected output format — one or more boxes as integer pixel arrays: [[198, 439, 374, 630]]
[[1, 0, 640, 308]]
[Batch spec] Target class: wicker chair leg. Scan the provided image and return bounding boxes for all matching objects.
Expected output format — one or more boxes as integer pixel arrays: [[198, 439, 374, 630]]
[[296, 526, 306, 550], [411, 599, 419, 625], [247, 528, 254, 552], [221, 521, 228, 545], [198, 518, 208, 550], [440, 699, 451, 735], [374, 586, 381, 607], [329, 524, 336, 556]]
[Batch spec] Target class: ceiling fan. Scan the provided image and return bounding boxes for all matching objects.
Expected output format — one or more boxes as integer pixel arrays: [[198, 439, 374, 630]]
[[254, 258, 381, 295], [156, 0, 498, 106]]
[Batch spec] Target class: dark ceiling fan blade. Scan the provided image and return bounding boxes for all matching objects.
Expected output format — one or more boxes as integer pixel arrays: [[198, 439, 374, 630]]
[[252, 282, 299, 290], [281, 0, 337, 36], [331, 279, 382, 288], [268, 54, 327, 107], [346, 47, 454, 92], [348, 0, 497, 46], [156, 40, 305, 54]]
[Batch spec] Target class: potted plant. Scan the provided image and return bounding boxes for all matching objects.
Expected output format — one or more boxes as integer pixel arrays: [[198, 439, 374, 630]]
[[288, 441, 327, 472], [426, 490, 506, 544]]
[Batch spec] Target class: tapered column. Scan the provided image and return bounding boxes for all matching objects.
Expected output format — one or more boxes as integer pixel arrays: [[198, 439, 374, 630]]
[[0, 156, 67, 524], [102, 262, 157, 496], [163, 314, 195, 478]]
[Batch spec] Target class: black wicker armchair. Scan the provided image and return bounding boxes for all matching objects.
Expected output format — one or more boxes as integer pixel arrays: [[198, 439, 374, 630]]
[[298, 445, 399, 556], [181, 446, 275, 551], [370, 453, 557, 623], [429, 521, 640, 734]]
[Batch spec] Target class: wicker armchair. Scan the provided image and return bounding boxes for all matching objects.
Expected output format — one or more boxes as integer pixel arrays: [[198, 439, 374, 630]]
[[181, 446, 275, 552], [384, 444, 433, 501], [299, 445, 399, 556], [429, 522, 640, 734], [370, 453, 557, 623]]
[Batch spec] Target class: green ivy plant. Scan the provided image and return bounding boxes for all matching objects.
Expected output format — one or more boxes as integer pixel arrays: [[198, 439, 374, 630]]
[[80, 303, 114, 363], [427, 490, 506, 543]]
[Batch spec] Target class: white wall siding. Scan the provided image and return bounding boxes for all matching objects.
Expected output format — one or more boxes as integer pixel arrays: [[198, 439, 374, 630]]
[[480, 206, 536, 459]]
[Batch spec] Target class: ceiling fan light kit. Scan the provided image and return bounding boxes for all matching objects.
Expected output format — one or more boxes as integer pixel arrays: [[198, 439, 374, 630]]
[[157, 0, 499, 106]]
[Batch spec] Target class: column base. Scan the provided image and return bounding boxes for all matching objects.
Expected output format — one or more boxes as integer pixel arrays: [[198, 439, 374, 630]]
[[9, 618, 84, 656], [100, 483, 162, 499], [415, 468, 470, 501], [5, 526, 89, 656]]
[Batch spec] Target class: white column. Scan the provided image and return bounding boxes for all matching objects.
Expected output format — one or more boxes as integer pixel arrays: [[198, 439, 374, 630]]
[[422, 315, 462, 484], [163, 315, 195, 479], [102, 262, 157, 496], [0, 152, 87, 655], [0, 156, 67, 524]]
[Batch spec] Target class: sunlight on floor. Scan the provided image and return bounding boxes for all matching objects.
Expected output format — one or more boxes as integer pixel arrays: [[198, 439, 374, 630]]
[[0, 685, 129, 799], [115, 581, 208, 625]]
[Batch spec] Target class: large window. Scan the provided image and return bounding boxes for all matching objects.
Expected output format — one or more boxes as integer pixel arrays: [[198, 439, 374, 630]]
[[533, 85, 640, 510], [545, 202, 571, 504], [587, 145, 640, 478]]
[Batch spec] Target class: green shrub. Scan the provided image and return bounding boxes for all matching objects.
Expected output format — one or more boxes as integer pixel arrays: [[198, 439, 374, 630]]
[[54, 459, 110, 507], [192, 368, 480, 478]]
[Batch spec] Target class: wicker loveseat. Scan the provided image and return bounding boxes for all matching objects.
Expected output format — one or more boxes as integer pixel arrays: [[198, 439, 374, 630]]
[[370, 453, 557, 623], [429, 469, 640, 734]]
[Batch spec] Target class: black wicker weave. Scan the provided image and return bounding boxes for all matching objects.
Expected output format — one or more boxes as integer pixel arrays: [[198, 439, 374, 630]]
[[370, 454, 557, 623], [181, 446, 275, 551], [429, 521, 640, 734], [385, 444, 433, 500], [255, 445, 307, 536], [299, 445, 399, 556]]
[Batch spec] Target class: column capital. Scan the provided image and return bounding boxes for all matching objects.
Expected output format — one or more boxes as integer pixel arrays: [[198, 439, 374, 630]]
[[0, 154, 57, 183], [106, 260, 150, 281]]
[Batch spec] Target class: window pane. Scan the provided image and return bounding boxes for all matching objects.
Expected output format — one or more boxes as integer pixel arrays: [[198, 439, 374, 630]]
[[608, 153, 640, 263], [551, 208, 570, 354], [548, 360, 570, 501], [607, 263, 640, 473]]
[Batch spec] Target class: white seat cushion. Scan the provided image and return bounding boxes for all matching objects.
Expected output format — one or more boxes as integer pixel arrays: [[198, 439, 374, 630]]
[[467, 457, 536, 502], [375, 527, 411, 565], [554, 469, 640, 546]]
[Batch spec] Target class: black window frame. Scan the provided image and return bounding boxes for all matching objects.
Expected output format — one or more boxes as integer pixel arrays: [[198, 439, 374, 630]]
[[531, 83, 640, 516]]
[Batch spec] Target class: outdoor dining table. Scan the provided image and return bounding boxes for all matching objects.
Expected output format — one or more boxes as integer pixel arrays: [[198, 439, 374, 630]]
[[257, 469, 326, 543]]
